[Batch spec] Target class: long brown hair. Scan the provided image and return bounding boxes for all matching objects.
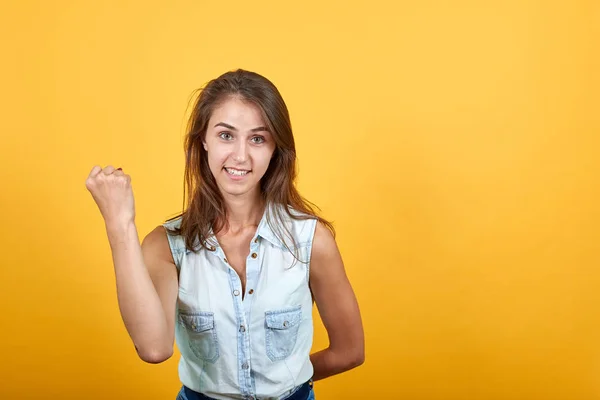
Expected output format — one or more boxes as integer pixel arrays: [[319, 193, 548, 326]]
[[165, 69, 334, 262]]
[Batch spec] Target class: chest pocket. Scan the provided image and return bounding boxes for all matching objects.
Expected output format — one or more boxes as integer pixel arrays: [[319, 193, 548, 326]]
[[178, 311, 220, 363], [265, 306, 302, 361]]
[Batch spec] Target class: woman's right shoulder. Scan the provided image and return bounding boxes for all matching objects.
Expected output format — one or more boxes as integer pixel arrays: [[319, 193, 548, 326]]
[[142, 216, 183, 264]]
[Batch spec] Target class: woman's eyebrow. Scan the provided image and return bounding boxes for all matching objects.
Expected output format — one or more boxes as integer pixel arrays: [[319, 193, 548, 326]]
[[250, 126, 270, 133], [214, 122, 269, 133]]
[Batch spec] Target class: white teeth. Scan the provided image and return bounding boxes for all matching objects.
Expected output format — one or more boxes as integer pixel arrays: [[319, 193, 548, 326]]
[[225, 168, 249, 176]]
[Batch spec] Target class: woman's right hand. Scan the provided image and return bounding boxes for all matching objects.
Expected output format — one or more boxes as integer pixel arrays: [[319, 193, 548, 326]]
[[85, 165, 136, 228]]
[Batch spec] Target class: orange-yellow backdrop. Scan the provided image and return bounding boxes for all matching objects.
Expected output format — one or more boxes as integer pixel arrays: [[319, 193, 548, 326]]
[[1, 1, 599, 399]]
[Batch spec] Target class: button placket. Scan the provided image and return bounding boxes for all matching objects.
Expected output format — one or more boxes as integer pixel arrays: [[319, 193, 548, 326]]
[[242, 250, 256, 390], [244, 240, 259, 307]]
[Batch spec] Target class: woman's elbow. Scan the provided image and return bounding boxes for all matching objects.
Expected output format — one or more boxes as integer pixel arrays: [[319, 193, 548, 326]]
[[340, 348, 365, 371], [349, 349, 365, 368], [136, 345, 173, 364]]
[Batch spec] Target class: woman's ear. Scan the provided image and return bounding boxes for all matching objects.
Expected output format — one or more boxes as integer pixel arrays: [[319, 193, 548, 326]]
[[202, 141, 208, 151]]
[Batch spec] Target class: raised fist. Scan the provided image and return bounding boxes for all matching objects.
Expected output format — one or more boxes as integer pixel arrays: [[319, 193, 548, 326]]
[[85, 165, 136, 227]]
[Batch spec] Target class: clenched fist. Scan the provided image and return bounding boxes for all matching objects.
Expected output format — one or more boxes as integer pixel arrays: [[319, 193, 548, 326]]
[[85, 165, 136, 227]]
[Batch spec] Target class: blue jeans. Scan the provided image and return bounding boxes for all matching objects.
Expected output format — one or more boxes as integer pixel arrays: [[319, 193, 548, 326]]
[[176, 380, 314, 400]]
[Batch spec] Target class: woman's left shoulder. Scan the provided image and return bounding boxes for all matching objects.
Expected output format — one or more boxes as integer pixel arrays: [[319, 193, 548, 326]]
[[311, 220, 337, 257]]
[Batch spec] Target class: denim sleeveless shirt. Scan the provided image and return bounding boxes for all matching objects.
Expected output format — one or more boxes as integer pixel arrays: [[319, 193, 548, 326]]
[[163, 204, 317, 400]]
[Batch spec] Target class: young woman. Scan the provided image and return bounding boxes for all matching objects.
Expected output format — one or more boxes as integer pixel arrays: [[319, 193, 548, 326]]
[[85, 69, 364, 400]]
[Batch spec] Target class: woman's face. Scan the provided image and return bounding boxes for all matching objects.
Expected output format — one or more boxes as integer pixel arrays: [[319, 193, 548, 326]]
[[203, 97, 276, 199]]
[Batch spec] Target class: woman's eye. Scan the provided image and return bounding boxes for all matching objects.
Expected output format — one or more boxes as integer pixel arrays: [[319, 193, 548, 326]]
[[219, 132, 233, 140], [251, 136, 265, 144]]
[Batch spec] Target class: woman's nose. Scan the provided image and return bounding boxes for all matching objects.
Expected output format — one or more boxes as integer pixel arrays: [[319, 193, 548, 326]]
[[233, 141, 248, 162]]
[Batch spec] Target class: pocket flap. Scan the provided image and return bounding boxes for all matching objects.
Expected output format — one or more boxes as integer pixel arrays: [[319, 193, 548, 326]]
[[179, 312, 214, 332], [265, 306, 302, 330]]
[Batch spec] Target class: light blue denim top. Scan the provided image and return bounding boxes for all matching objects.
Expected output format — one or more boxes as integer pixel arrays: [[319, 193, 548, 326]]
[[163, 204, 317, 400]]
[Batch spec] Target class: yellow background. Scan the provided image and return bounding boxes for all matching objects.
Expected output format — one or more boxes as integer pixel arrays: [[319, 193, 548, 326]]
[[1, 1, 599, 399]]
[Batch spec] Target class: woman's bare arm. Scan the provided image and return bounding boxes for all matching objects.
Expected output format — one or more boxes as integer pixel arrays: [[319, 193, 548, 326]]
[[86, 165, 178, 364], [107, 222, 179, 363], [309, 221, 365, 380]]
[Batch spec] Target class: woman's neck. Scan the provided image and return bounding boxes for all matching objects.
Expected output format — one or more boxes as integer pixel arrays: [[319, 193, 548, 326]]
[[221, 193, 266, 235]]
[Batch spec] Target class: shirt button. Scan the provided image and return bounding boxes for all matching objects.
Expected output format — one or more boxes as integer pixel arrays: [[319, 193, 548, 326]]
[[242, 362, 249, 369], [239, 325, 246, 333], [283, 321, 289, 327], [224, 258, 228, 263], [248, 289, 254, 295], [251, 252, 258, 259], [254, 238, 259, 243], [233, 290, 240, 296], [209, 246, 216, 251]]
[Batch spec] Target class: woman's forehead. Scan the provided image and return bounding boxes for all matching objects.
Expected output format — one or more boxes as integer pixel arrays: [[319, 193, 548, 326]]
[[209, 97, 266, 128]]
